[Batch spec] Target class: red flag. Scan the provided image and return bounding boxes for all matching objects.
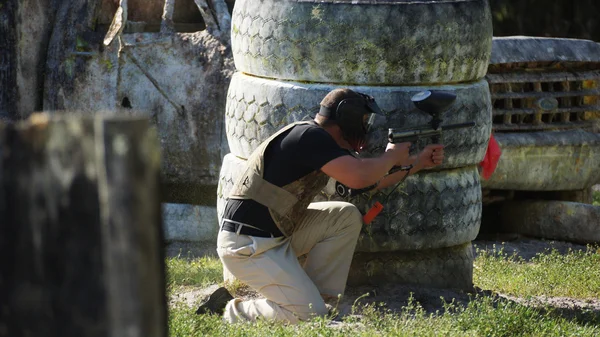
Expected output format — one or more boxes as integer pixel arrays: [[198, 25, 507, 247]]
[[480, 133, 502, 180]]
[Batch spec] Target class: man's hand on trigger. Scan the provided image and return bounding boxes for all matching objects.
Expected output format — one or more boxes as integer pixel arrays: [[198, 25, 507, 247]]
[[417, 144, 445, 169]]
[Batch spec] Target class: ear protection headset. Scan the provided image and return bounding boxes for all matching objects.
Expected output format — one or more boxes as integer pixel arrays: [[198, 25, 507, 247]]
[[318, 92, 384, 151]]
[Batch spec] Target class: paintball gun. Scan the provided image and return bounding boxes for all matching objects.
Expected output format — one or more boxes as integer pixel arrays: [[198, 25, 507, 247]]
[[385, 90, 474, 175], [388, 90, 475, 145]]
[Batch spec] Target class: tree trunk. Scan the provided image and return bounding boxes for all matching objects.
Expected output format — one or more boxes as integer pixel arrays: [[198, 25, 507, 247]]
[[0, 115, 166, 337], [16, 0, 58, 119], [0, 0, 18, 121], [0, 0, 60, 120], [44, 0, 102, 110]]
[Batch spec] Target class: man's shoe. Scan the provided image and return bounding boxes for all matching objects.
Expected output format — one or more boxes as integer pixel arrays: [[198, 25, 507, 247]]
[[195, 287, 234, 315]]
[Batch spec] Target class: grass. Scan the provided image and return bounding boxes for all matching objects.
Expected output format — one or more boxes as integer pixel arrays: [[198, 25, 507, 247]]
[[474, 246, 600, 299], [165, 193, 600, 335], [169, 295, 598, 337], [165, 255, 222, 295], [166, 245, 600, 336]]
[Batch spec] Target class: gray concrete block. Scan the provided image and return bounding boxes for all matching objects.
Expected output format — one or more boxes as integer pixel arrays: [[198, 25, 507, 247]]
[[162, 203, 218, 242]]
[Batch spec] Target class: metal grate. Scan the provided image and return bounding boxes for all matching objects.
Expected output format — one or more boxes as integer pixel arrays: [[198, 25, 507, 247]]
[[487, 70, 600, 132]]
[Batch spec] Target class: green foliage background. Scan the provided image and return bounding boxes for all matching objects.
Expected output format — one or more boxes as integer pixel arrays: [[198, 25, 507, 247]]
[[489, 0, 600, 41]]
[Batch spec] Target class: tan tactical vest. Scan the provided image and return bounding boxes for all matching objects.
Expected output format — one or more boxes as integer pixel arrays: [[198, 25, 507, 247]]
[[228, 122, 330, 237]]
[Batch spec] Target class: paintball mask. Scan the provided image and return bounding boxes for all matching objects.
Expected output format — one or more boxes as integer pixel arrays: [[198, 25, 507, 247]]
[[319, 92, 386, 152]]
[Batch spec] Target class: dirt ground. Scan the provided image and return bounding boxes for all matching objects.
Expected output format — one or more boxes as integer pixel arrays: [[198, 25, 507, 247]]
[[168, 236, 600, 325]]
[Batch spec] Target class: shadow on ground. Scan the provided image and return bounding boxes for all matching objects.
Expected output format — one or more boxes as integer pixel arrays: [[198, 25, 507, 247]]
[[473, 234, 591, 261]]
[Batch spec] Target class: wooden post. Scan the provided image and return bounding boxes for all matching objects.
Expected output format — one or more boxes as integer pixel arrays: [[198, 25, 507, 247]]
[[0, 114, 166, 337]]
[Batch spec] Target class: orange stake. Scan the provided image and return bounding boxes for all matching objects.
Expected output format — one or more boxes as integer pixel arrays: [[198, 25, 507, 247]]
[[362, 202, 384, 224]]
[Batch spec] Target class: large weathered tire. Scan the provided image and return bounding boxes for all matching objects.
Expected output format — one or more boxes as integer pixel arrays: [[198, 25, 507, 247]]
[[499, 200, 600, 244], [349, 243, 474, 290], [318, 166, 482, 251], [232, 0, 492, 85], [226, 73, 492, 169], [219, 154, 482, 251], [481, 130, 600, 190], [217, 153, 247, 223]]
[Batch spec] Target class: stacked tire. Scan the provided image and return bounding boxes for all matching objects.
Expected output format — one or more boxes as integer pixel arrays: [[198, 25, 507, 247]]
[[219, 0, 493, 290]]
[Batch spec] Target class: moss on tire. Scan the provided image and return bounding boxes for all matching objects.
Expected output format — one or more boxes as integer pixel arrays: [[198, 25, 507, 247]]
[[232, 0, 492, 85], [318, 166, 482, 251], [226, 73, 492, 169]]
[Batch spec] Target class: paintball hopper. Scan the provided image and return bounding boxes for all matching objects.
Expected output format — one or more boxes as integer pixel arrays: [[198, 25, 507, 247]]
[[388, 90, 474, 144], [411, 91, 456, 115]]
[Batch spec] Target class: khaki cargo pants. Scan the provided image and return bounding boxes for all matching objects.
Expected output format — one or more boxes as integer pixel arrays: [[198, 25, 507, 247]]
[[217, 201, 362, 324]]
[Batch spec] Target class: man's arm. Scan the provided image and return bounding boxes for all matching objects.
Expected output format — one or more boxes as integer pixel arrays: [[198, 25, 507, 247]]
[[321, 143, 411, 189]]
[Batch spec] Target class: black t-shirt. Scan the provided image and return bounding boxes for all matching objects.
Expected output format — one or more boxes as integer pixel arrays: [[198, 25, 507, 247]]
[[223, 122, 349, 236]]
